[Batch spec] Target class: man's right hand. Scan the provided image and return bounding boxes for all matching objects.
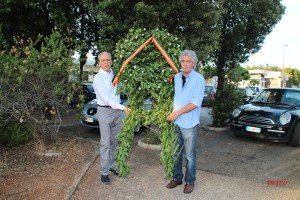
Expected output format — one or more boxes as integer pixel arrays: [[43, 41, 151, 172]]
[[124, 107, 131, 113]]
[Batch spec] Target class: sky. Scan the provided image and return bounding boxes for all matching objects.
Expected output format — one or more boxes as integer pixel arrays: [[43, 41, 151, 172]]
[[242, 0, 300, 70]]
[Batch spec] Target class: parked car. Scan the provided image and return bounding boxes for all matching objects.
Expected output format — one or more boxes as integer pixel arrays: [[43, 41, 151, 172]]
[[81, 97, 152, 132], [202, 85, 216, 106], [237, 87, 255, 104], [69, 83, 96, 106], [230, 88, 300, 146], [249, 86, 263, 95]]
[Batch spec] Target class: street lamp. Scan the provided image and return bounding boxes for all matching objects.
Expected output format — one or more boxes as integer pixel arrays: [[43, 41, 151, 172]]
[[282, 44, 288, 87]]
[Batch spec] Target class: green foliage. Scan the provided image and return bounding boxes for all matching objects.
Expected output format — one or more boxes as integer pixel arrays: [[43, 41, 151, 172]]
[[226, 65, 250, 83], [1, 1, 222, 84], [250, 79, 260, 86], [211, 0, 284, 127], [199, 65, 218, 79], [211, 83, 243, 127], [288, 68, 300, 87], [0, 1, 99, 49], [0, 31, 74, 141], [114, 28, 181, 178], [0, 121, 32, 148]]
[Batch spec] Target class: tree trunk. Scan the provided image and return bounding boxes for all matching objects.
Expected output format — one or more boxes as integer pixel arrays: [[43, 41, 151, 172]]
[[216, 59, 226, 97], [79, 52, 87, 82]]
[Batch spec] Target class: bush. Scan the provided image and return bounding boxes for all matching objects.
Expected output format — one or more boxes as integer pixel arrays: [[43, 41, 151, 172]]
[[0, 121, 32, 148], [0, 31, 74, 143], [211, 83, 243, 127]]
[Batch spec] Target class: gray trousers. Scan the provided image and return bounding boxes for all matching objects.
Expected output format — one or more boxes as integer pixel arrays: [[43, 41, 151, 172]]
[[97, 107, 122, 175]]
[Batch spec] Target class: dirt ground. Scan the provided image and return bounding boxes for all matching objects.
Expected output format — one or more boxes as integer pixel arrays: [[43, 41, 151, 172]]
[[0, 135, 98, 200], [0, 108, 99, 200]]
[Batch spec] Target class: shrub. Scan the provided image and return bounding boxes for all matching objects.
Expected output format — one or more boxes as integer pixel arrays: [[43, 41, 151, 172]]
[[0, 31, 74, 144], [0, 121, 32, 148], [211, 83, 243, 127]]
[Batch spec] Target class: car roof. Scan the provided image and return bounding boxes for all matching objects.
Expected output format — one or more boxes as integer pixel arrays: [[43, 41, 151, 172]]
[[262, 88, 300, 92]]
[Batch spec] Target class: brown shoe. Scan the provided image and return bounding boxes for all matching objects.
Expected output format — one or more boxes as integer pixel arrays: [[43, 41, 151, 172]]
[[183, 184, 194, 193], [167, 180, 183, 189]]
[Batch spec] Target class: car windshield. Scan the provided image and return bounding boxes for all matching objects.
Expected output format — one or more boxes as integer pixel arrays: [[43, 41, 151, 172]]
[[249, 87, 260, 93], [252, 89, 300, 106]]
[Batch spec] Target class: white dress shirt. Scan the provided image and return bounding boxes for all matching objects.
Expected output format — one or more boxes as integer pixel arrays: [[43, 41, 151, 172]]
[[93, 68, 125, 110]]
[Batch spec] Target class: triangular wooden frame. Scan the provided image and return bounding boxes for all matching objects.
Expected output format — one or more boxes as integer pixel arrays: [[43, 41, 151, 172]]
[[112, 36, 179, 86]]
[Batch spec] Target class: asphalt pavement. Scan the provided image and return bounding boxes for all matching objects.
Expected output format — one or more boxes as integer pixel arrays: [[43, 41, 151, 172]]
[[62, 107, 300, 200]]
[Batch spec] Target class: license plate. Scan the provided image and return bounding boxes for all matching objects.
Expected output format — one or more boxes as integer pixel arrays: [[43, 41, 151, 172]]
[[85, 117, 94, 123], [246, 126, 261, 133]]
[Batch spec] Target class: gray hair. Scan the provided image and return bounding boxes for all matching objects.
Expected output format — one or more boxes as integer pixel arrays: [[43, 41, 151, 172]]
[[98, 51, 112, 60], [179, 50, 198, 67]]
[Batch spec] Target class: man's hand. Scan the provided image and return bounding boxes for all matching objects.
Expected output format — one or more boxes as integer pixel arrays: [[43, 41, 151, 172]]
[[124, 107, 131, 113], [166, 111, 180, 121]]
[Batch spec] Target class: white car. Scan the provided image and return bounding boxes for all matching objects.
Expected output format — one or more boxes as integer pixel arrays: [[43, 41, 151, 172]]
[[81, 98, 152, 132]]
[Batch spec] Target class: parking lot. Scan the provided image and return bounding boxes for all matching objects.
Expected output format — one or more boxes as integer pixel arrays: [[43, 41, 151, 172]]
[[65, 107, 300, 194]]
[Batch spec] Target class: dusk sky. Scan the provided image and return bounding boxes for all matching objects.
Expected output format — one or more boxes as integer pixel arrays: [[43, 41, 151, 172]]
[[242, 0, 300, 70]]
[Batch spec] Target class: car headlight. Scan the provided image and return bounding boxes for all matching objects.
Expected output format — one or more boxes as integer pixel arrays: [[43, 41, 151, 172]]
[[232, 108, 241, 118], [279, 112, 291, 125]]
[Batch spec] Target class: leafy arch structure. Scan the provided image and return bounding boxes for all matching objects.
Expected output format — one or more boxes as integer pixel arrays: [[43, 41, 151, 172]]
[[113, 28, 182, 177]]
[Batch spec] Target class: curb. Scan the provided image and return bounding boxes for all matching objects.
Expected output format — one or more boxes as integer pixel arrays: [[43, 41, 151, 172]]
[[65, 147, 99, 200], [201, 124, 229, 132], [137, 139, 161, 150]]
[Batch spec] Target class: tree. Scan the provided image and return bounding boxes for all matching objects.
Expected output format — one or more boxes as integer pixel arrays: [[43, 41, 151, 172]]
[[0, 32, 73, 147], [0, 0, 100, 80], [211, 0, 285, 126], [226, 65, 250, 83], [250, 79, 260, 86], [1, 1, 223, 80], [84, 0, 222, 62], [286, 68, 300, 87], [200, 65, 218, 80], [0, 1, 99, 48]]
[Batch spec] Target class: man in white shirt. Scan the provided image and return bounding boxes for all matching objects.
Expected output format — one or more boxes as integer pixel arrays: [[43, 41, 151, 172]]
[[93, 51, 131, 184]]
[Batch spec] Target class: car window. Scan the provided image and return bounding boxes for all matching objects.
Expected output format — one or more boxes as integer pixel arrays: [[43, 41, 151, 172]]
[[205, 86, 215, 93], [282, 91, 300, 106], [205, 86, 212, 92], [245, 87, 254, 96], [253, 90, 271, 102], [250, 87, 260, 93], [87, 84, 94, 92], [253, 90, 300, 106]]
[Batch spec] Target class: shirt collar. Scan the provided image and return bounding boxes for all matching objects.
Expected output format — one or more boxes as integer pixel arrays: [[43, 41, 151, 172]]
[[181, 69, 195, 78], [99, 68, 112, 74]]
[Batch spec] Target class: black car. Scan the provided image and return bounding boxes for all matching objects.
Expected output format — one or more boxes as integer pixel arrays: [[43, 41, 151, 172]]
[[202, 85, 216, 107], [230, 88, 300, 146]]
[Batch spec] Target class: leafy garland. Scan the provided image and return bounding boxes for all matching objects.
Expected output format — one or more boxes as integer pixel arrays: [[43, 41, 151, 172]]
[[113, 28, 182, 177]]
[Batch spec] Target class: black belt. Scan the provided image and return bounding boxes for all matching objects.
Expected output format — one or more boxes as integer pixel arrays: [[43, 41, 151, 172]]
[[97, 104, 112, 108]]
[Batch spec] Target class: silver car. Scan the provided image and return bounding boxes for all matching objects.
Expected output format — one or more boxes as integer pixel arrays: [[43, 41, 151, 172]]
[[81, 98, 152, 132]]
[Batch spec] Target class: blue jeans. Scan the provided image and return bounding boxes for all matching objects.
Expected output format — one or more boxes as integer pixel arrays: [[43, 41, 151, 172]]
[[173, 124, 198, 185]]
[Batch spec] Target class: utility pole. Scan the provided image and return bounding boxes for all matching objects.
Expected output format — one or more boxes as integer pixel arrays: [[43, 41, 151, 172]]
[[282, 45, 288, 87]]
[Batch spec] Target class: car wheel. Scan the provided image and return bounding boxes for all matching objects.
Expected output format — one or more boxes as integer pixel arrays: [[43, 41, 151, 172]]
[[288, 123, 300, 147], [135, 122, 142, 132]]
